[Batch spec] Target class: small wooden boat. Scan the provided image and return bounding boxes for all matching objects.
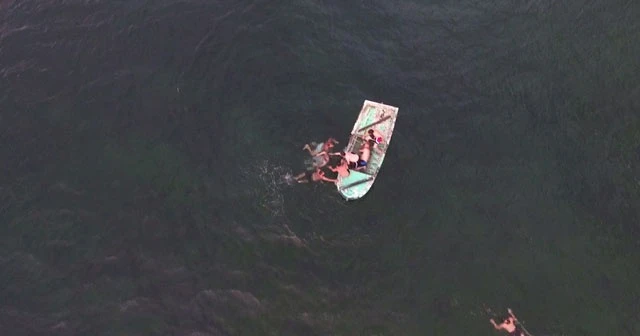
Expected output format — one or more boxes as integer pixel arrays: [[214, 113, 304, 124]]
[[336, 100, 399, 200]]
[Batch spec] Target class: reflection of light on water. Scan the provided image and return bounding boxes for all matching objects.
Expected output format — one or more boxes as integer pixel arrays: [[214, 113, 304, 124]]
[[239, 160, 306, 247], [282, 173, 296, 186], [253, 160, 292, 217]]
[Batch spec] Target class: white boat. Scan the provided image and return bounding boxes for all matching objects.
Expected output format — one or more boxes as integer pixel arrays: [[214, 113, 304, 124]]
[[336, 100, 399, 200]]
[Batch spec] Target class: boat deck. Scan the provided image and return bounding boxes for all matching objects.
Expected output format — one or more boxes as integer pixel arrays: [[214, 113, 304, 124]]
[[337, 100, 399, 200]]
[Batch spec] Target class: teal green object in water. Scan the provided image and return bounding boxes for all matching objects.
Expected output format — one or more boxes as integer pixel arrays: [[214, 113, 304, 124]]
[[337, 100, 399, 201]]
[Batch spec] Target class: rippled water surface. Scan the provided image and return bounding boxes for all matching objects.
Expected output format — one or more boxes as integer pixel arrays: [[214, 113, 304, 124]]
[[1, 0, 639, 335]]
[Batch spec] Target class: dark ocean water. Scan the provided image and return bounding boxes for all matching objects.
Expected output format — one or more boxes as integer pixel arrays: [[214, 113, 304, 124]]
[[2, 0, 640, 335]]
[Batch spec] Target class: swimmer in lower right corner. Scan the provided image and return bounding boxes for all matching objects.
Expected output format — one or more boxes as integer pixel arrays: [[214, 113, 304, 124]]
[[490, 308, 530, 336]]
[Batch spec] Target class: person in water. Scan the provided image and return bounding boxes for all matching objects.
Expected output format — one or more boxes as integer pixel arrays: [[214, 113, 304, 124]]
[[293, 167, 337, 184], [490, 308, 526, 336], [302, 137, 339, 156], [304, 151, 330, 169], [329, 158, 351, 178]]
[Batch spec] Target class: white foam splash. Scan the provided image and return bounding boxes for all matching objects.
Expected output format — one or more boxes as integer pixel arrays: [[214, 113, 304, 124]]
[[252, 159, 293, 218], [237, 160, 308, 248]]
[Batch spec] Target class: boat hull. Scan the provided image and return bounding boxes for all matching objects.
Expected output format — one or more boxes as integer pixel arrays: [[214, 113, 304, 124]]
[[336, 100, 399, 200]]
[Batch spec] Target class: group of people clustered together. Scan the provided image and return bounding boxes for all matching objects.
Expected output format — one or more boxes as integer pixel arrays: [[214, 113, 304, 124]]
[[292, 128, 385, 184]]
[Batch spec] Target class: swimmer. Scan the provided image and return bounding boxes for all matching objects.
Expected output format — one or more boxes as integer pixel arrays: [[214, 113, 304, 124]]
[[302, 137, 339, 156], [293, 168, 337, 184], [329, 158, 351, 178], [490, 308, 526, 336]]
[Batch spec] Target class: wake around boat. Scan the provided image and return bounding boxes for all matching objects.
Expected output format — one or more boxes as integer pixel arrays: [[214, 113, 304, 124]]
[[336, 100, 399, 200]]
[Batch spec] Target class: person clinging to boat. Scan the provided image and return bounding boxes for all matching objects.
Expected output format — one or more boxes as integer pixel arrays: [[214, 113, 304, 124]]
[[304, 151, 330, 170], [302, 137, 339, 169], [302, 137, 339, 157], [489, 308, 528, 336], [293, 167, 337, 184], [329, 158, 351, 177]]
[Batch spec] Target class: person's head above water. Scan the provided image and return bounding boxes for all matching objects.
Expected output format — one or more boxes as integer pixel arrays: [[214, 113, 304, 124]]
[[500, 316, 515, 324]]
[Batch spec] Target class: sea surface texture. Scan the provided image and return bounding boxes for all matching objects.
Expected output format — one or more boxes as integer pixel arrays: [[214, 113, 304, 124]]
[[1, 0, 639, 335]]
